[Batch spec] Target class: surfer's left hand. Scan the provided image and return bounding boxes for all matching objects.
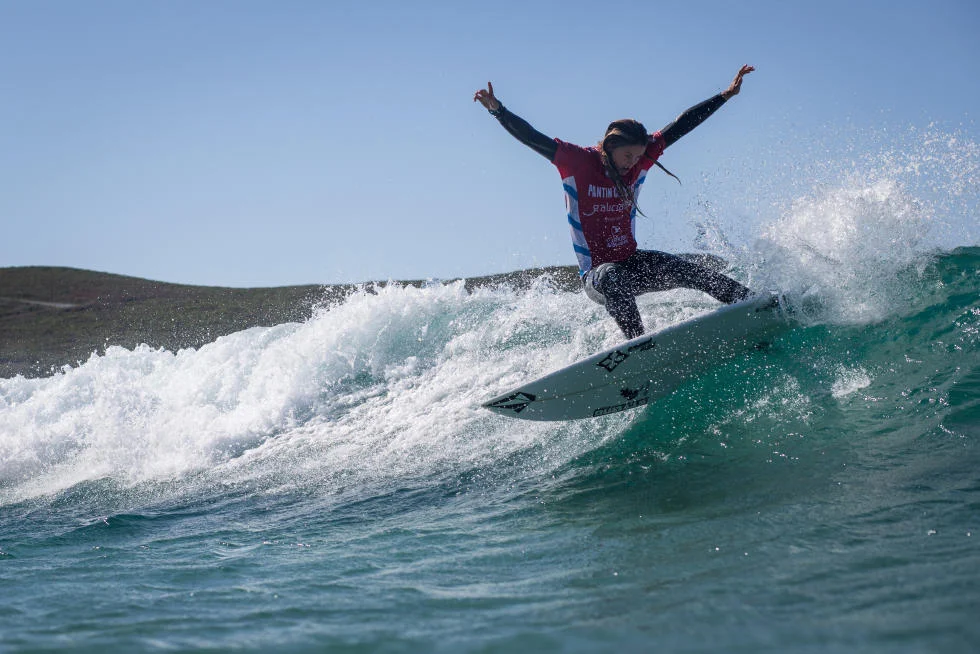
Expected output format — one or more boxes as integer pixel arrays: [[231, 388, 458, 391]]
[[722, 65, 754, 100]]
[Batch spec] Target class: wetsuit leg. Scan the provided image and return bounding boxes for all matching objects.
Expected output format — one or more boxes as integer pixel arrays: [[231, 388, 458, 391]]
[[628, 250, 752, 304], [585, 261, 646, 339], [584, 250, 751, 339]]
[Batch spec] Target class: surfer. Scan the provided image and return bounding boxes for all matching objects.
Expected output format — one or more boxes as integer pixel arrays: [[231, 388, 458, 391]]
[[474, 65, 755, 339]]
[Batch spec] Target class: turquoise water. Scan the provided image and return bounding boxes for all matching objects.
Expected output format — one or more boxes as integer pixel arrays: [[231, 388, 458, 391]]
[[3, 158, 980, 651]]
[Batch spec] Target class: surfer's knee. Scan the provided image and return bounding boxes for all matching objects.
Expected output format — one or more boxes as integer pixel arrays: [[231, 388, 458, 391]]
[[597, 265, 629, 298], [583, 262, 625, 306], [582, 271, 606, 305]]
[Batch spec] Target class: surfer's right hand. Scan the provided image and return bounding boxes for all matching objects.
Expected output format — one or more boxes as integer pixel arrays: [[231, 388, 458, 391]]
[[474, 82, 501, 112]]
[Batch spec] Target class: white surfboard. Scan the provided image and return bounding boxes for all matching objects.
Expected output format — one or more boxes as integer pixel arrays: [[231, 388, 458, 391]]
[[483, 293, 788, 421]]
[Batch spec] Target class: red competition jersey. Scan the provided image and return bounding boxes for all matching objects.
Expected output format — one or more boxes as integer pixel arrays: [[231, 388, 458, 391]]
[[551, 133, 666, 274]]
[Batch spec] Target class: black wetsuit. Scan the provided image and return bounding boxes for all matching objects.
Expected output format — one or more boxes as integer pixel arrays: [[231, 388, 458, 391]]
[[489, 94, 751, 339]]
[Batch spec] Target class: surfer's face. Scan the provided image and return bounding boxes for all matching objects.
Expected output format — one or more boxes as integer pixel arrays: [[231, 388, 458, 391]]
[[610, 144, 646, 176]]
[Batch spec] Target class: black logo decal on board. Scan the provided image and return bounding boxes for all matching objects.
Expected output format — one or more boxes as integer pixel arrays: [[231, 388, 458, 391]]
[[619, 380, 651, 401], [597, 350, 628, 372], [620, 387, 641, 401], [487, 391, 537, 414], [596, 337, 656, 373], [592, 396, 651, 417]]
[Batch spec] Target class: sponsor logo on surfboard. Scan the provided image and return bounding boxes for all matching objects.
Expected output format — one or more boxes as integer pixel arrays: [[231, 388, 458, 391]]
[[486, 391, 537, 414], [593, 381, 653, 417], [596, 337, 656, 372], [592, 396, 651, 417]]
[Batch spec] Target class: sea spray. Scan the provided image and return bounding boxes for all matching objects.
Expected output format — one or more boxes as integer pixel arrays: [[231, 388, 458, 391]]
[[691, 124, 980, 325], [753, 177, 931, 324]]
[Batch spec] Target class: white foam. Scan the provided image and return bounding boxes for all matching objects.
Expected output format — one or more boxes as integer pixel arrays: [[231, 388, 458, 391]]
[[0, 279, 634, 504], [751, 177, 932, 324], [831, 366, 872, 399]]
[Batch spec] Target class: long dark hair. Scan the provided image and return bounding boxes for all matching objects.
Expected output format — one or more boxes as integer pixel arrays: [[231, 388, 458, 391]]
[[598, 119, 680, 218], [599, 119, 651, 217]]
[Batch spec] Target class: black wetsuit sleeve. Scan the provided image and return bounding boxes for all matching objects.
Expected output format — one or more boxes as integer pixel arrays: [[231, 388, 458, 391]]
[[491, 105, 558, 161], [659, 93, 728, 148]]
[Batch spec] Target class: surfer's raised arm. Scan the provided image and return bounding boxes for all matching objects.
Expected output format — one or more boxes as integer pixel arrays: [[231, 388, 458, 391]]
[[658, 65, 754, 149], [474, 81, 559, 161]]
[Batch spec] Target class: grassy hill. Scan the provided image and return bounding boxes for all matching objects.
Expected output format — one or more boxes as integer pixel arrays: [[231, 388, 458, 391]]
[[0, 265, 580, 378]]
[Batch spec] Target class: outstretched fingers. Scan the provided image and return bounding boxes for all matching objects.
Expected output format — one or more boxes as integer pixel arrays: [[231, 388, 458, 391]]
[[473, 81, 500, 110], [724, 65, 754, 98]]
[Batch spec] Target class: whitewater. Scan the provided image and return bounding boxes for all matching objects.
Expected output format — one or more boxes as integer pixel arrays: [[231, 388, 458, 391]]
[[1, 127, 979, 652]]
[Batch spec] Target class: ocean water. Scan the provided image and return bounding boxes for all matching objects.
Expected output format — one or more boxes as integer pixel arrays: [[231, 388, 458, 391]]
[[3, 135, 980, 652]]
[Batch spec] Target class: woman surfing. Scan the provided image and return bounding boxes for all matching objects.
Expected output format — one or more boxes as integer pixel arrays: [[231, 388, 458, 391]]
[[474, 65, 756, 340]]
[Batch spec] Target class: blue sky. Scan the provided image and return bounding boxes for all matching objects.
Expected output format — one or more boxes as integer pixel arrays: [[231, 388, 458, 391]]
[[1, 0, 978, 287]]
